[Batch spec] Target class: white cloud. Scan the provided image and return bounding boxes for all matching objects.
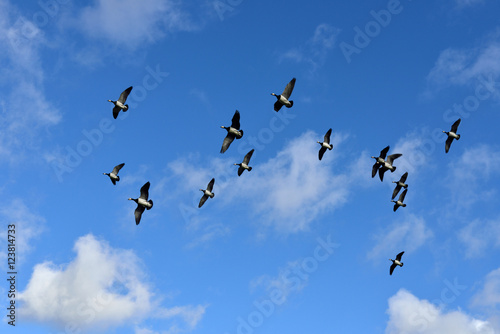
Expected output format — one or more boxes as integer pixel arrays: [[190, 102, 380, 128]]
[[458, 217, 500, 258], [472, 268, 500, 310], [78, 0, 198, 49], [368, 214, 433, 261], [455, 0, 484, 7], [18, 234, 206, 332], [386, 289, 496, 334]]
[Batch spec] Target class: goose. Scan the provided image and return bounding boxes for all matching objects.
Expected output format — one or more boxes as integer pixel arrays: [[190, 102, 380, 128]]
[[389, 251, 404, 275], [199, 178, 215, 208], [443, 118, 461, 153], [271, 78, 296, 112], [234, 149, 254, 176], [220, 110, 244, 153], [108, 86, 133, 119], [128, 181, 153, 225], [103, 163, 125, 185], [391, 188, 407, 212], [391, 172, 408, 200], [371, 146, 402, 181], [317, 128, 333, 161]]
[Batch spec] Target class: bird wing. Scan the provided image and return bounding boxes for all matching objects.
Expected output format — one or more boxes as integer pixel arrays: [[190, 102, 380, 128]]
[[207, 178, 215, 192], [372, 162, 379, 178], [445, 136, 453, 153], [112, 163, 125, 175], [139, 181, 150, 200], [282, 78, 296, 99], [113, 105, 121, 119], [390, 263, 397, 275], [451, 118, 461, 133], [238, 166, 244, 176], [393, 203, 399, 212], [392, 185, 401, 200], [111, 178, 116, 185], [399, 189, 407, 202], [274, 100, 283, 112], [243, 149, 254, 164], [198, 194, 208, 208], [379, 167, 387, 181], [396, 251, 404, 261], [220, 133, 235, 153], [400, 172, 408, 183], [324, 128, 332, 144], [386, 153, 402, 165], [380, 146, 390, 160], [231, 110, 241, 129], [319, 147, 327, 161], [118, 86, 133, 104], [135, 205, 145, 225]]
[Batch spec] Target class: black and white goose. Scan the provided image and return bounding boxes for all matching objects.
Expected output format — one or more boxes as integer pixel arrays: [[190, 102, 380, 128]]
[[317, 128, 333, 161], [271, 78, 296, 112], [392, 172, 408, 200], [389, 251, 404, 275], [108, 86, 133, 119], [220, 110, 244, 153], [199, 178, 215, 208], [234, 149, 254, 176], [391, 188, 407, 212], [371, 146, 402, 181], [443, 118, 461, 153], [128, 181, 153, 225], [103, 163, 125, 185]]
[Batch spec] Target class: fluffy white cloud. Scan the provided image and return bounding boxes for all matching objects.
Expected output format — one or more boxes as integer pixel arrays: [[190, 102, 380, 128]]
[[471, 268, 500, 310], [79, 0, 197, 48], [18, 234, 206, 332], [386, 289, 496, 334]]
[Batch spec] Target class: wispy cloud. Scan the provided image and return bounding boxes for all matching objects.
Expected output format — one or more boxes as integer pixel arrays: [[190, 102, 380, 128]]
[[458, 217, 500, 258], [18, 234, 206, 332]]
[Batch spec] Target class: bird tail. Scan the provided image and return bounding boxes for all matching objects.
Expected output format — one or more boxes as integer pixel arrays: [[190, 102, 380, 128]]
[[402, 203, 407, 207], [116, 176, 120, 181], [210, 193, 215, 198], [147, 200, 153, 209], [401, 262, 404, 267], [238, 130, 244, 138], [392, 166, 397, 172], [457, 134, 460, 140], [123, 104, 129, 111], [287, 100, 294, 108], [248, 166, 252, 172]]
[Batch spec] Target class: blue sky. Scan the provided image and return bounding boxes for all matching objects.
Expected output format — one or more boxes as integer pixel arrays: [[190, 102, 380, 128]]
[[1, 0, 500, 333]]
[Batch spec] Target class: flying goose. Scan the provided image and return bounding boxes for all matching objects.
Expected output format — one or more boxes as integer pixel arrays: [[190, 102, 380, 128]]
[[371, 146, 402, 181], [391, 172, 408, 200], [391, 188, 407, 212], [443, 118, 461, 153], [128, 181, 153, 225], [317, 128, 333, 161], [271, 78, 296, 112], [389, 251, 404, 275], [220, 110, 244, 153], [234, 149, 254, 176], [108, 86, 133, 119], [103, 163, 125, 185], [199, 178, 215, 208]]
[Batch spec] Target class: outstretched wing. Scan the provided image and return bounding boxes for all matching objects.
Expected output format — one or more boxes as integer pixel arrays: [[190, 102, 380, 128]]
[[198, 194, 208, 208], [113, 105, 121, 119], [319, 147, 327, 161], [379, 167, 387, 182], [372, 162, 379, 178], [118, 86, 133, 104], [396, 251, 404, 261], [450, 118, 461, 133], [380, 146, 390, 160], [207, 178, 215, 192], [386, 153, 402, 165], [231, 110, 241, 129], [220, 133, 235, 153], [400, 172, 408, 183], [390, 263, 397, 275], [393, 203, 399, 212], [392, 184, 402, 200], [274, 100, 283, 112], [324, 128, 332, 144], [135, 205, 145, 225], [139, 181, 150, 200], [243, 149, 254, 165], [112, 163, 125, 175], [398, 189, 407, 202], [282, 78, 296, 99], [445, 136, 453, 153]]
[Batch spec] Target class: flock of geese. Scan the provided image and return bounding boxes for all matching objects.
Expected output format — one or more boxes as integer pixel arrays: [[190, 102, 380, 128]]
[[103, 78, 463, 275]]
